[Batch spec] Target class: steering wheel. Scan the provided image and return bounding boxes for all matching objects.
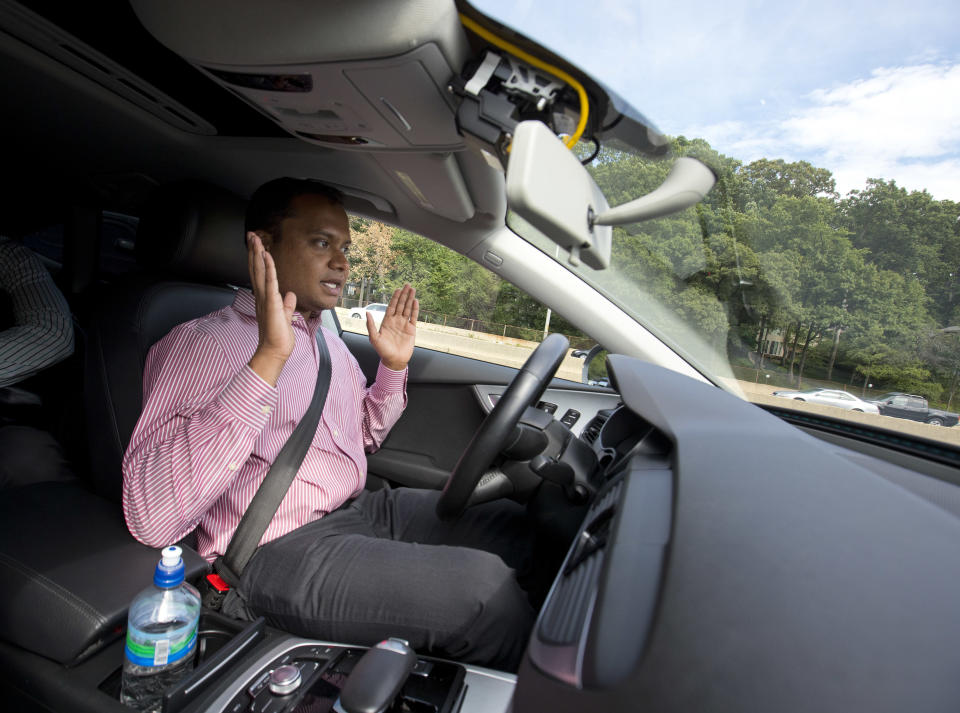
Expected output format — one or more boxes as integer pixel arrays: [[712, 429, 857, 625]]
[[436, 333, 570, 519]]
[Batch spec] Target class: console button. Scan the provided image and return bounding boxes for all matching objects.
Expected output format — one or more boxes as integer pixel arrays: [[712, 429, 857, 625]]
[[298, 659, 321, 679], [537, 401, 558, 414], [247, 670, 271, 699], [226, 693, 250, 713], [560, 409, 580, 427], [411, 659, 434, 677], [268, 664, 302, 695]]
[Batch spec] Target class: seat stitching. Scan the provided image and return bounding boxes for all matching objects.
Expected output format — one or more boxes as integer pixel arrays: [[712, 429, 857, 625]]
[[0, 552, 106, 631]]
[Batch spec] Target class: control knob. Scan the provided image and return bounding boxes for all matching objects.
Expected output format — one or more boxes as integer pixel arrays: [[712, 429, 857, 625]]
[[268, 664, 302, 695]]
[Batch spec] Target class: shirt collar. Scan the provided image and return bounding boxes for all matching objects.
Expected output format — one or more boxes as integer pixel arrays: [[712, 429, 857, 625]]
[[232, 289, 325, 336]]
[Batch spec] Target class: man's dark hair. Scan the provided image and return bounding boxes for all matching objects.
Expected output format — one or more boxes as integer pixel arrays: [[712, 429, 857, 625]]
[[244, 178, 345, 241]]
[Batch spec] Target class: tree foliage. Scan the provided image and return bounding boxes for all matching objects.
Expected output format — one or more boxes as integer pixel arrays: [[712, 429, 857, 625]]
[[351, 137, 960, 401]]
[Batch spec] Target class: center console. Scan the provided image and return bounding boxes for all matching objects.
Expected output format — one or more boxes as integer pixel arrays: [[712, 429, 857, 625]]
[[201, 638, 514, 713], [88, 613, 516, 713]]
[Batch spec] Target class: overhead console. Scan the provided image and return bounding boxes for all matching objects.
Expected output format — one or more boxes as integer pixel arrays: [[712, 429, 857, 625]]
[[129, 0, 669, 225], [129, 0, 479, 221], [194, 45, 465, 153], [128, 0, 468, 153]]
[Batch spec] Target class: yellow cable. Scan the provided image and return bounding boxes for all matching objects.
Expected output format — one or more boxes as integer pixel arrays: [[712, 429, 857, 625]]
[[459, 13, 589, 150]]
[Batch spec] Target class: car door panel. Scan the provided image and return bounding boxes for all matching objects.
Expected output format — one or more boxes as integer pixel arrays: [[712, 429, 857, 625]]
[[340, 330, 620, 489]]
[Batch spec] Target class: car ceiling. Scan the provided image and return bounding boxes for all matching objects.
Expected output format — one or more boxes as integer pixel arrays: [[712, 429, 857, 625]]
[[0, 0, 701, 376], [0, 0, 514, 254]]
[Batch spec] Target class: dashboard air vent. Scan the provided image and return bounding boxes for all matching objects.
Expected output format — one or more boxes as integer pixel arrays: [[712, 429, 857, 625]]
[[581, 412, 609, 445]]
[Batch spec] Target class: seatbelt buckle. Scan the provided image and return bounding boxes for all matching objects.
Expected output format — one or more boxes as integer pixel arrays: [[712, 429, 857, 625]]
[[201, 572, 231, 611]]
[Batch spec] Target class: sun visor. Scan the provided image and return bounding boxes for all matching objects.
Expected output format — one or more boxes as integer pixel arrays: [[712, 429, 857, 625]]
[[374, 153, 476, 222]]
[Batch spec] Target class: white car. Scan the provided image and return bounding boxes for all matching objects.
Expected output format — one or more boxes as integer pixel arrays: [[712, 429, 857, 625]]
[[771, 388, 880, 413], [349, 302, 388, 325]]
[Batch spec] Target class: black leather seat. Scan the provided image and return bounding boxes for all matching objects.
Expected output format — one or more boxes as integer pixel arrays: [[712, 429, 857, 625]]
[[84, 180, 251, 502], [0, 181, 248, 665]]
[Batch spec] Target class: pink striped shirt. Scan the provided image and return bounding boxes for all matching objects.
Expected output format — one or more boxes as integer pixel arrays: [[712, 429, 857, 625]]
[[121, 289, 407, 562]]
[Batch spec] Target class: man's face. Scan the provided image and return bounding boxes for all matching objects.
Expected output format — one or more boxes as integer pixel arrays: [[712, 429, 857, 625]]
[[261, 193, 351, 315]]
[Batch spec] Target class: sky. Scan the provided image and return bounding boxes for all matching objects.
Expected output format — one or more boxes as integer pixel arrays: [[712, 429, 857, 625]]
[[472, 0, 960, 202]]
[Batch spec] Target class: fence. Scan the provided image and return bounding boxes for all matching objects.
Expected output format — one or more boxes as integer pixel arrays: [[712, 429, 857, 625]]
[[340, 299, 595, 350]]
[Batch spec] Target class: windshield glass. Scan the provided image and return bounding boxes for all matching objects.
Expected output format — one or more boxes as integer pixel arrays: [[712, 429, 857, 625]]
[[473, 0, 960, 438]]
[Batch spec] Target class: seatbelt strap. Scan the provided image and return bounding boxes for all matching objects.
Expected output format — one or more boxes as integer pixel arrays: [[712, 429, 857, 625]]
[[214, 329, 332, 588]]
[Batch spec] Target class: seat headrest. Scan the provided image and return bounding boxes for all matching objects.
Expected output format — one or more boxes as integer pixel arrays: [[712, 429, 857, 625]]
[[135, 180, 249, 286]]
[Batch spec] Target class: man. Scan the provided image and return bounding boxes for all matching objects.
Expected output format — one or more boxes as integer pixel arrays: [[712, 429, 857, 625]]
[[0, 236, 76, 488], [122, 179, 534, 669]]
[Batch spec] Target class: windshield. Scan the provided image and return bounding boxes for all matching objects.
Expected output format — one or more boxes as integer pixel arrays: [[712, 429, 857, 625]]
[[474, 0, 960, 439]]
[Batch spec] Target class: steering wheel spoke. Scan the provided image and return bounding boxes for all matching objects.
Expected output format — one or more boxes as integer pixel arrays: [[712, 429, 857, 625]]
[[437, 333, 570, 519], [466, 469, 515, 507]]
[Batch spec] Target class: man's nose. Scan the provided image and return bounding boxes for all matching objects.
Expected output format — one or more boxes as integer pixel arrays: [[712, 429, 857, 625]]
[[331, 246, 349, 269]]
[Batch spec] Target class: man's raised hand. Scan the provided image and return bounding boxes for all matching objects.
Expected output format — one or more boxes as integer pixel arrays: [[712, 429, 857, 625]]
[[247, 232, 297, 386], [368, 284, 419, 371]]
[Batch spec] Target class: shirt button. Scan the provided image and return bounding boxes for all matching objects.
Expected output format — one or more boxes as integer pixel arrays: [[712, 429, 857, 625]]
[[261, 405, 272, 415], [332, 429, 339, 437], [227, 463, 238, 471]]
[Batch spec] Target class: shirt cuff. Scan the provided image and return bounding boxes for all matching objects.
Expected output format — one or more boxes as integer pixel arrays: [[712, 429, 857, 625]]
[[375, 362, 408, 392], [218, 364, 280, 431]]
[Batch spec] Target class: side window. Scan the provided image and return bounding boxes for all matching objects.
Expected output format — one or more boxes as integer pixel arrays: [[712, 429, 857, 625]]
[[338, 219, 600, 383], [908, 397, 925, 408], [892, 395, 909, 407]]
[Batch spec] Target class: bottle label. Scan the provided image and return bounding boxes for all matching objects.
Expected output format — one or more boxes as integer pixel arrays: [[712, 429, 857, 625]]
[[125, 624, 197, 668]]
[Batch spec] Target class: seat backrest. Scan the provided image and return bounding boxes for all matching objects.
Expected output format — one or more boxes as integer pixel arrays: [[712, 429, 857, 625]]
[[83, 181, 249, 501]]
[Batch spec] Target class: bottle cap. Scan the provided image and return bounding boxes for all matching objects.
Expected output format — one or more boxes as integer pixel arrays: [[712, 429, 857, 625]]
[[154, 545, 186, 588]]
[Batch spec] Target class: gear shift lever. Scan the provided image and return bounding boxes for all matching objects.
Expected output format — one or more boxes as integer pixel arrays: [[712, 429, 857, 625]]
[[335, 638, 416, 713]]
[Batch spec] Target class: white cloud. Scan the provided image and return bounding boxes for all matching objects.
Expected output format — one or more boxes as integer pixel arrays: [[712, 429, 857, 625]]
[[686, 63, 960, 201], [786, 64, 960, 161]]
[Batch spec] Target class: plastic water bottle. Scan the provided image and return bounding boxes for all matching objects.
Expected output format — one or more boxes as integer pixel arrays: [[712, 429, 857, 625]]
[[120, 546, 201, 713]]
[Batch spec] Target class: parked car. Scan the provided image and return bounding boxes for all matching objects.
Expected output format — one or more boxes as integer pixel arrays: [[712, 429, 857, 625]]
[[869, 393, 960, 426], [348, 302, 388, 325], [771, 388, 881, 413], [1, 2, 959, 713]]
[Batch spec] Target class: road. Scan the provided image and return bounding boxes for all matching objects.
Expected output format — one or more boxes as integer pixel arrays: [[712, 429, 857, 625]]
[[339, 310, 960, 447]]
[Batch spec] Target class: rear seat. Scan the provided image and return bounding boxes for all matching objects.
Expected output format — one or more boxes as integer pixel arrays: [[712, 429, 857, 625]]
[[0, 181, 246, 665]]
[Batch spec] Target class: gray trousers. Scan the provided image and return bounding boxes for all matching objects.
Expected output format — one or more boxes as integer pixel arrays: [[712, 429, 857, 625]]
[[231, 487, 536, 670]]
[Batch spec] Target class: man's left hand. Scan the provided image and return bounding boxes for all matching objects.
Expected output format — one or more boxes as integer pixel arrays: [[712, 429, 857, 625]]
[[368, 284, 419, 371]]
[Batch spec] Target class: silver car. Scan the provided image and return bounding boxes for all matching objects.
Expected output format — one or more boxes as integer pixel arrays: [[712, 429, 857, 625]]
[[772, 388, 881, 413]]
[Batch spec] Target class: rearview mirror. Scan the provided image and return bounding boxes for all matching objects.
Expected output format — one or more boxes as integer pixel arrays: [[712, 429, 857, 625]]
[[505, 121, 717, 271]]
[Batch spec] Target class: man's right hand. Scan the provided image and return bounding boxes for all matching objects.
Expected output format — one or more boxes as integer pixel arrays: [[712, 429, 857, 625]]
[[247, 232, 296, 386]]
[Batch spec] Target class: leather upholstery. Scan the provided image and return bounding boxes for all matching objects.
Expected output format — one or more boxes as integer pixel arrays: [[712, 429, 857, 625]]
[[84, 182, 246, 501], [135, 179, 249, 286], [84, 281, 239, 501], [0, 482, 208, 665], [0, 181, 245, 665]]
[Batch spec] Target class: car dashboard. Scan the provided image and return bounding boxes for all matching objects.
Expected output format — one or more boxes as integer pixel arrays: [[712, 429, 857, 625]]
[[192, 352, 960, 713], [3, 354, 960, 713]]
